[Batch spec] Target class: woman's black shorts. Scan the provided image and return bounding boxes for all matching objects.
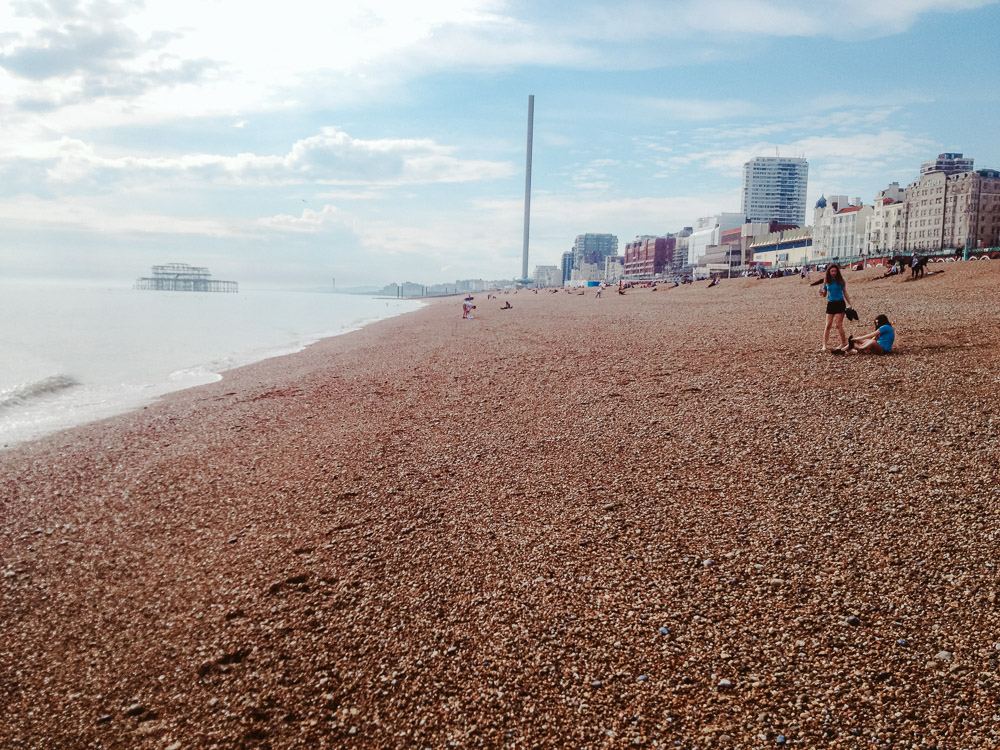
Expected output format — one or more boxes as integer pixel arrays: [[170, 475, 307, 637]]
[[826, 299, 847, 315]]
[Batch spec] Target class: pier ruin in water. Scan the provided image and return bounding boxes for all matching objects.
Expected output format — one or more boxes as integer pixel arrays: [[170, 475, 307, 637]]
[[134, 263, 238, 293]]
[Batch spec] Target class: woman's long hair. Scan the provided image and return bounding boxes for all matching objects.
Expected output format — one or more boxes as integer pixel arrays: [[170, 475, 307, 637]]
[[875, 314, 891, 328], [824, 263, 845, 287]]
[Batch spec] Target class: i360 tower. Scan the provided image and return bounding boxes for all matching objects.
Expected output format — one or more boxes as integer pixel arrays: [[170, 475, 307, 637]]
[[741, 155, 809, 227], [521, 95, 534, 283]]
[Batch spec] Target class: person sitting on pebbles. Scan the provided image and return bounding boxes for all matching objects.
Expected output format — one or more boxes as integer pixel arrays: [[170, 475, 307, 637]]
[[832, 314, 895, 355]]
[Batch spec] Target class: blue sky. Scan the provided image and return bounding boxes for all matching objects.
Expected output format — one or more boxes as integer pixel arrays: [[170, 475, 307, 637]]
[[1, 0, 998, 287]]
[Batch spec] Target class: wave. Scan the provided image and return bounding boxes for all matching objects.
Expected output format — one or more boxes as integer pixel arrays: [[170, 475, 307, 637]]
[[0, 374, 81, 410]]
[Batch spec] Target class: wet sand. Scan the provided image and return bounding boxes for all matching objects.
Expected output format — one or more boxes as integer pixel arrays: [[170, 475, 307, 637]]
[[2, 262, 999, 748]]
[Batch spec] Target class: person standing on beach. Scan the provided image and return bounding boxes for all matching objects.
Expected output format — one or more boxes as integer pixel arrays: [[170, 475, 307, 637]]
[[820, 263, 852, 351]]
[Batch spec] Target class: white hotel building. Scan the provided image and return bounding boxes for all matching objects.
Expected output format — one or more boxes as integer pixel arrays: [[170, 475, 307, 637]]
[[742, 156, 809, 228]]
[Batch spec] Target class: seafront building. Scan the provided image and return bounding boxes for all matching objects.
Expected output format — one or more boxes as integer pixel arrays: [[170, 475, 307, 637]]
[[921, 152, 974, 177], [750, 227, 813, 266], [865, 183, 907, 256], [811, 195, 861, 260], [572, 233, 619, 270], [623, 236, 676, 278], [604, 255, 625, 282], [742, 156, 809, 227], [829, 204, 874, 259], [571, 262, 603, 283], [903, 168, 1000, 253], [560, 251, 575, 285], [532, 265, 561, 287], [551, 151, 998, 280], [687, 213, 745, 267]]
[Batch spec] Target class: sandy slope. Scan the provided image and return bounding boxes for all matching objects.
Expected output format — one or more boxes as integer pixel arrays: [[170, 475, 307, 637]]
[[2, 261, 999, 748]]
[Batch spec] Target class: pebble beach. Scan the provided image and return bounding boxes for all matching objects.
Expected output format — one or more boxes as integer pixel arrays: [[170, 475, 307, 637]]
[[2, 261, 999, 748]]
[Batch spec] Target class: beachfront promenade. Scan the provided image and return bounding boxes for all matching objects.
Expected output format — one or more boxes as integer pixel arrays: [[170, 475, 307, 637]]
[[2, 262, 999, 747]]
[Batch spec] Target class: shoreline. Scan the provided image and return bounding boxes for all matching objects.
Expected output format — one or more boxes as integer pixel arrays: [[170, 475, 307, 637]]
[[0, 292, 424, 449], [2, 264, 999, 747]]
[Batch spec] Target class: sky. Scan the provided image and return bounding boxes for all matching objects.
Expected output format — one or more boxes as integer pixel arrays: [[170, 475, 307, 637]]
[[1, 0, 999, 288]]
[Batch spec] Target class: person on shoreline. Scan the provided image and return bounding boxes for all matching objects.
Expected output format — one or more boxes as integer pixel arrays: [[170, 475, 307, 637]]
[[820, 263, 853, 351], [833, 315, 895, 355], [500, 301, 512, 310]]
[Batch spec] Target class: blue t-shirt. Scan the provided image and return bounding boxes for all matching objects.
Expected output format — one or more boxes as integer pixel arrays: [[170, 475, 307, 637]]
[[822, 281, 845, 302], [877, 324, 895, 353]]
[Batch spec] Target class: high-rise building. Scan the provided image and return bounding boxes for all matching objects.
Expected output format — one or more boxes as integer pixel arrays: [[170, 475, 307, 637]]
[[560, 251, 574, 285], [572, 233, 618, 269], [742, 156, 809, 227], [920, 152, 974, 177]]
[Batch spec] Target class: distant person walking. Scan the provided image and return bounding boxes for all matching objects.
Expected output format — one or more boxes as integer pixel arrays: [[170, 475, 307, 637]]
[[820, 263, 853, 351]]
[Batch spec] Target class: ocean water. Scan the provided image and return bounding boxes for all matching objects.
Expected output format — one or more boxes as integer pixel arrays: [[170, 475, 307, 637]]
[[0, 281, 422, 447]]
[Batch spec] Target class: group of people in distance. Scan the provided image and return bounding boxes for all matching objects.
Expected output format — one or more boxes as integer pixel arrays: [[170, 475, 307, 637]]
[[463, 262, 899, 357], [820, 263, 895, 355]]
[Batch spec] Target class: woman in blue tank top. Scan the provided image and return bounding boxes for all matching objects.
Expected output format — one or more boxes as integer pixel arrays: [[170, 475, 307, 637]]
[[840, 314, 895, 355], [820, 264, 853, 351]]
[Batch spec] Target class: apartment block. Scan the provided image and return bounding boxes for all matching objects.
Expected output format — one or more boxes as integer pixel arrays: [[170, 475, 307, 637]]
[[742, 156, 809, 227], [905, 168, 1000, 252], [624, 236, 675, 278]]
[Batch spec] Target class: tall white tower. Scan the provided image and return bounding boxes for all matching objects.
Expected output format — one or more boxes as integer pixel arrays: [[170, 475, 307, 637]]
[[742, 156, 809, 227], [521, 95, 534, 282]]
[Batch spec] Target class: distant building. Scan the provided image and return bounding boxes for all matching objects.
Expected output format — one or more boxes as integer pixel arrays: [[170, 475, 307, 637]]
[[573, 233, 619, 270], [750, 227, 813, 267], [865, 183, 907, 256], [920, 152, 974, 177], [560, 251, 574, 286], [670, 228, 693, 274], [532, 265, 561, 287], [604, 255, 625, 282], [812, 195, 862, 259], [742, 156, 809, 227], [829, 204, 874, 259], [571, 262, 603, 283], [688, 213, 745, 266], [699, 228, 743, 272], [739, 221, 795, 265], [904, 168, 1000, 252], [456, 279, 487, 293], [624, 236, 675, 278]]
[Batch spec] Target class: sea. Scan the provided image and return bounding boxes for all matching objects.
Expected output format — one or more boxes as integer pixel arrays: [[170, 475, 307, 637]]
[[0, 280, 422, 448]]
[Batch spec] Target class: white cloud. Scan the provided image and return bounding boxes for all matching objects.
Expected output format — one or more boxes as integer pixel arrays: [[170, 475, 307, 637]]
[[257, 204, 346, 233], [0, 194, 244, 237], [3, 127, 516, 188], [2, 0, 993, 128]]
